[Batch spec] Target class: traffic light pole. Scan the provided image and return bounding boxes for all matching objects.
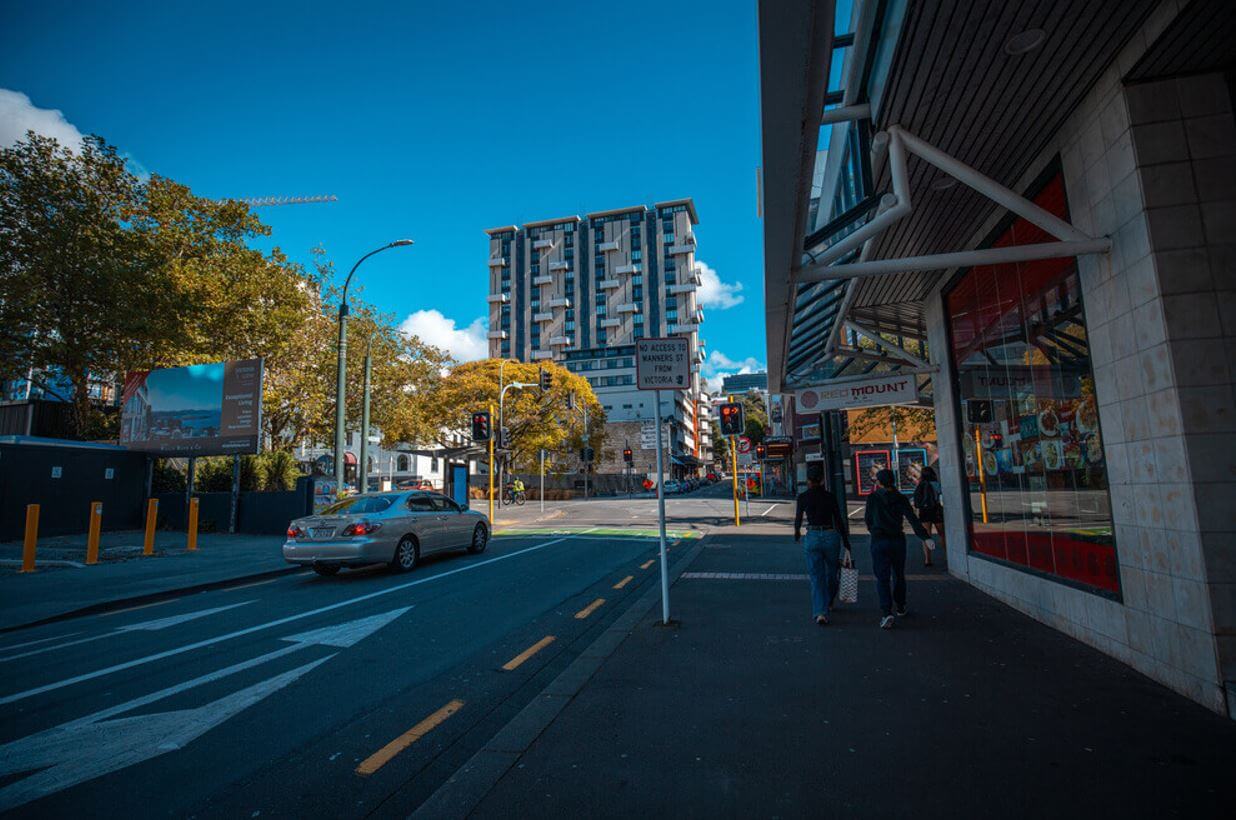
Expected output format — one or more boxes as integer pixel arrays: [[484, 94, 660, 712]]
[[488, 402, 495, 525], [730, 436, 741, 527]]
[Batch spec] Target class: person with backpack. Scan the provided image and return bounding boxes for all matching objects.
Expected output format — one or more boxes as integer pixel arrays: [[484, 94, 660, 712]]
[[865, 469, 934, 629], [793, 465, 852, 625], [912, 465, 944, 567]]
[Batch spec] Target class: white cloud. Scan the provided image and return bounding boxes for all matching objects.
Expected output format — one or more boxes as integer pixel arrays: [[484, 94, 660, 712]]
[[0, 89, 85, 149], [701, 350, 765, 394], [399, 309, 488, 362], [695, 260, 744, 310]]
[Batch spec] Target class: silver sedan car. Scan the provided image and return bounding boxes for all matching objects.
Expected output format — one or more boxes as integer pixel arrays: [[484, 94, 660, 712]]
[[283, 491, 490, 576]]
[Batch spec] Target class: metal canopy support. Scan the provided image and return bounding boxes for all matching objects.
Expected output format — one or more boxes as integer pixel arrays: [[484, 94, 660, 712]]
[[798, 125, 1111, 284], [843, 319, 930, 367]]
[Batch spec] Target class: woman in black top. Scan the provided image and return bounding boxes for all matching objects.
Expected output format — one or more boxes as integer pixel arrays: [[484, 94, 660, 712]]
[[865, 469, 934, 629], [793, 466, 852, 625], [912, 465, 944, 567]]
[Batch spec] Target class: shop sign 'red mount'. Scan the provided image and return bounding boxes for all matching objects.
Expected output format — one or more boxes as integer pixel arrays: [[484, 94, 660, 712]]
[[794, 373, 919, 413]]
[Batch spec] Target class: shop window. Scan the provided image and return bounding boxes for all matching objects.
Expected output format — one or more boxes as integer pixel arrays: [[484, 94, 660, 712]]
[[944, 171, 1118, 596]]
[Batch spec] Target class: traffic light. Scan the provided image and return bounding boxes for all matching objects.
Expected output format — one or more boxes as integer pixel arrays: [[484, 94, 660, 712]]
[[622, 447, 633, 464], [580, 447, 595, 463], [470, 411, 491, 442], [719, 402, 745, 436], [755, 443, 767, 460], [539, 367, 552, 392]]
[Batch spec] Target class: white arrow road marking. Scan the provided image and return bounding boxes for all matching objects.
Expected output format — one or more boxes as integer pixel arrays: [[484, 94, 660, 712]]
[[0, 607, 411, 812], [0, 656, 332, 812], [0, 534, 582, 706], [0, 601, 255, 664]]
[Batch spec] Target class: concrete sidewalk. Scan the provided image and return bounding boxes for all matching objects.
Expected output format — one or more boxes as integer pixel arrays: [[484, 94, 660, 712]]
[[0, 530, 289, 630], [448, 514, 1236, 818]]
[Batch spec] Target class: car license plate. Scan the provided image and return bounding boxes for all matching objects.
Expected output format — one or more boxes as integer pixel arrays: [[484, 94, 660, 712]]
[[311, 527, 335, 539]]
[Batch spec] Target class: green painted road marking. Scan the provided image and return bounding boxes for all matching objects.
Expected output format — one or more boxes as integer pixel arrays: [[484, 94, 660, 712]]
[[494, 526, 701, 540]]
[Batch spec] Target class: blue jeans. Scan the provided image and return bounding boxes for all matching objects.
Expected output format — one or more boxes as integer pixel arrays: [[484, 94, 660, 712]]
[[870, 534, 907, 615], [803, 529, 842, 617]]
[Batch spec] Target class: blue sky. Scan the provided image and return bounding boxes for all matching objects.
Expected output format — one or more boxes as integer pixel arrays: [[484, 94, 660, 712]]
[[0, 0, 767, 388]]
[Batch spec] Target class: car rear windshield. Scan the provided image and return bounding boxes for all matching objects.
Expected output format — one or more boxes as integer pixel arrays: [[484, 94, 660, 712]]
[[321, 495, 398, 515]]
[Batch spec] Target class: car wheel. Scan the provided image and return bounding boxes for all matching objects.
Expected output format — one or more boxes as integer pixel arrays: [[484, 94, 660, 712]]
[[391, 535, 419, 573], [313, 564, 341, 577], [468, 523, 488, 554]]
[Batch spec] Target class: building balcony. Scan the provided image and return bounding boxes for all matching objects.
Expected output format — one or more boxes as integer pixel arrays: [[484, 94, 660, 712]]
[[666, 282, 697, 295], [616, 303, 640, 314], [599, 317, 622, 328], [531, 349, 554, 360], [533, 311, 554, 323], [486, 293, 509, 304], [598, 278, 620, 290], [549, 335, 572, 346], [668, 243, 695, 255], [548, 260, 571, 272], [532, 238, 554, 250], [532, 274, 553, 286], [615, 263, 641, 275], [487, 329, 508, 340], [545, 297, 571, 308], [598, 240, 621, 252], [669, 322, 699, 334], [488, 256, 507, 268]]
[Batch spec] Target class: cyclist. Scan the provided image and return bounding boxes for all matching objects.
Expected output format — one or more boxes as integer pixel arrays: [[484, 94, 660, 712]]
[[511, 476, 525, 496]]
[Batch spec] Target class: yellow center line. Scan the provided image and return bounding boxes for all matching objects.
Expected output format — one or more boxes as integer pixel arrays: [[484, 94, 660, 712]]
[[356, 699, 465, 776], [501, 635, 556, 671], [613, 575, 634, 589], [574, 598, 605, 619], [639, 560, 655, 570]]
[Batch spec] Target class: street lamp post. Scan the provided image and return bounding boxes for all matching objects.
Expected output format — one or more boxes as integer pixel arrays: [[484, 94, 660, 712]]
[[334, 240, 413, 496]]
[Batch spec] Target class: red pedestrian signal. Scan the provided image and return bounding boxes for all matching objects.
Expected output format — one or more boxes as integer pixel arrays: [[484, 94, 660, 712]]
[[471, 411, 491, 442], [719, 402, 744, 436], [755, 443, 767, 459], [623, 448, 633, 464]]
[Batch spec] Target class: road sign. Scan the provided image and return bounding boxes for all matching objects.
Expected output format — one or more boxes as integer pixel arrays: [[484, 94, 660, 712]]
[[738, 436, 752, 454], [635, 337, 690, 391]]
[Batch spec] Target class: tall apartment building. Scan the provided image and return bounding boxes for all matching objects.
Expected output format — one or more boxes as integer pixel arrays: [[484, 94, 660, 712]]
[[485, 199, 712, 472]]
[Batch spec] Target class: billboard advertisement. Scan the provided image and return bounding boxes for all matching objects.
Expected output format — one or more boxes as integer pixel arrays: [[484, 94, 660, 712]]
[[121, 359, 263, 456]]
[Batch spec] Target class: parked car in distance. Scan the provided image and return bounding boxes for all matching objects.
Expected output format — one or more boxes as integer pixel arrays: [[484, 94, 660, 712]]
[[284, 490, 489, 576], [662, 479, 681, 494], [395, 478, 434, 491]]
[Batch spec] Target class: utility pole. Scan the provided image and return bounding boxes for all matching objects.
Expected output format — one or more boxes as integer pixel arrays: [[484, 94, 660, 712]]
[[488, 402, 495, 524], [359, 342, 372, 494], [539, 448, 545, 513]]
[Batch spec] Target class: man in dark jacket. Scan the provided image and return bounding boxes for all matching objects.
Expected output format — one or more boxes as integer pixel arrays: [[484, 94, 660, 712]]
[[865, 469, 934, 629]]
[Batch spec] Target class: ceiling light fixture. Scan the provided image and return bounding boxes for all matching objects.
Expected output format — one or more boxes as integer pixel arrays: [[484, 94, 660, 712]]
[[930, 176, 957, 191], [1004, 28, 1046, 56]]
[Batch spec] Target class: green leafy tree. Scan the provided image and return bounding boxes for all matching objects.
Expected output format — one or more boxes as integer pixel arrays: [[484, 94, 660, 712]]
[[0, 132, 169, 434], [430, 359, 604, 472], [847, 405, 936, 444]]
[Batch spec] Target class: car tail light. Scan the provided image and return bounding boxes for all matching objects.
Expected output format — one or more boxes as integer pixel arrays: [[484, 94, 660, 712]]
[[287, 525, 305, 538], [341, 521, 381, 537]]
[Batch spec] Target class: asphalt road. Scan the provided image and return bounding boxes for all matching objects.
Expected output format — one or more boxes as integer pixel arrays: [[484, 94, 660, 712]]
[[0, 483, 750, 817]]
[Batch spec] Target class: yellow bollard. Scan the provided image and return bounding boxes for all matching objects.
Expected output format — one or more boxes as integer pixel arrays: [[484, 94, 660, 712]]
[[186, 497, 200, 551], [20, 504, 39, 573], [85, 501, 103, 565], [143, 498, 158, 556]]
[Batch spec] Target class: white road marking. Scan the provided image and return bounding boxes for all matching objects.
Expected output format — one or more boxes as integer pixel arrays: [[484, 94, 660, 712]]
[[0, 601, 255, 664], [0, 633, 82, 653], [0, 533, 590, 706], [760, 504, 776, 516], [0, 607, 410, 811]]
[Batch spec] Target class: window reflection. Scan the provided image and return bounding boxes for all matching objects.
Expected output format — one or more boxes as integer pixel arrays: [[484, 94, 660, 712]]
[[945, 173, 1118, 594]]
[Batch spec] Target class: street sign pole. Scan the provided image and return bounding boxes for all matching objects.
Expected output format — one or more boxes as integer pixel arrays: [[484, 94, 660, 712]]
[[634, 336, 689, 626], [539, 448, 545, 514], [654, 390, 670, 625]]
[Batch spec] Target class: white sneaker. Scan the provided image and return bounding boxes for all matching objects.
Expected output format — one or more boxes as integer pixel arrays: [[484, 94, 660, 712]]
[[879, 615, 895, 629]]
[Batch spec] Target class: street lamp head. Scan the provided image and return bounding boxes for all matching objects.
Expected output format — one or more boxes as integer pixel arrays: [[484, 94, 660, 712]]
[[390, 239, 415, 247]]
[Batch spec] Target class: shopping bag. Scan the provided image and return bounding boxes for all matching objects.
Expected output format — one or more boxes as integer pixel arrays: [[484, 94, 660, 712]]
[[838, 552, 859, 605]]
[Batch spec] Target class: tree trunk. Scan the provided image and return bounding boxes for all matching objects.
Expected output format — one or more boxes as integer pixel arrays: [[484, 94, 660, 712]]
[[69, 367, 93, 440]]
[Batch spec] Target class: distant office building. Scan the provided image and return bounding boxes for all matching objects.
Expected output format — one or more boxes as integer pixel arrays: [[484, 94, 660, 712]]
[[721, 372, 769, 394], [485, 200, 711, 471]]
